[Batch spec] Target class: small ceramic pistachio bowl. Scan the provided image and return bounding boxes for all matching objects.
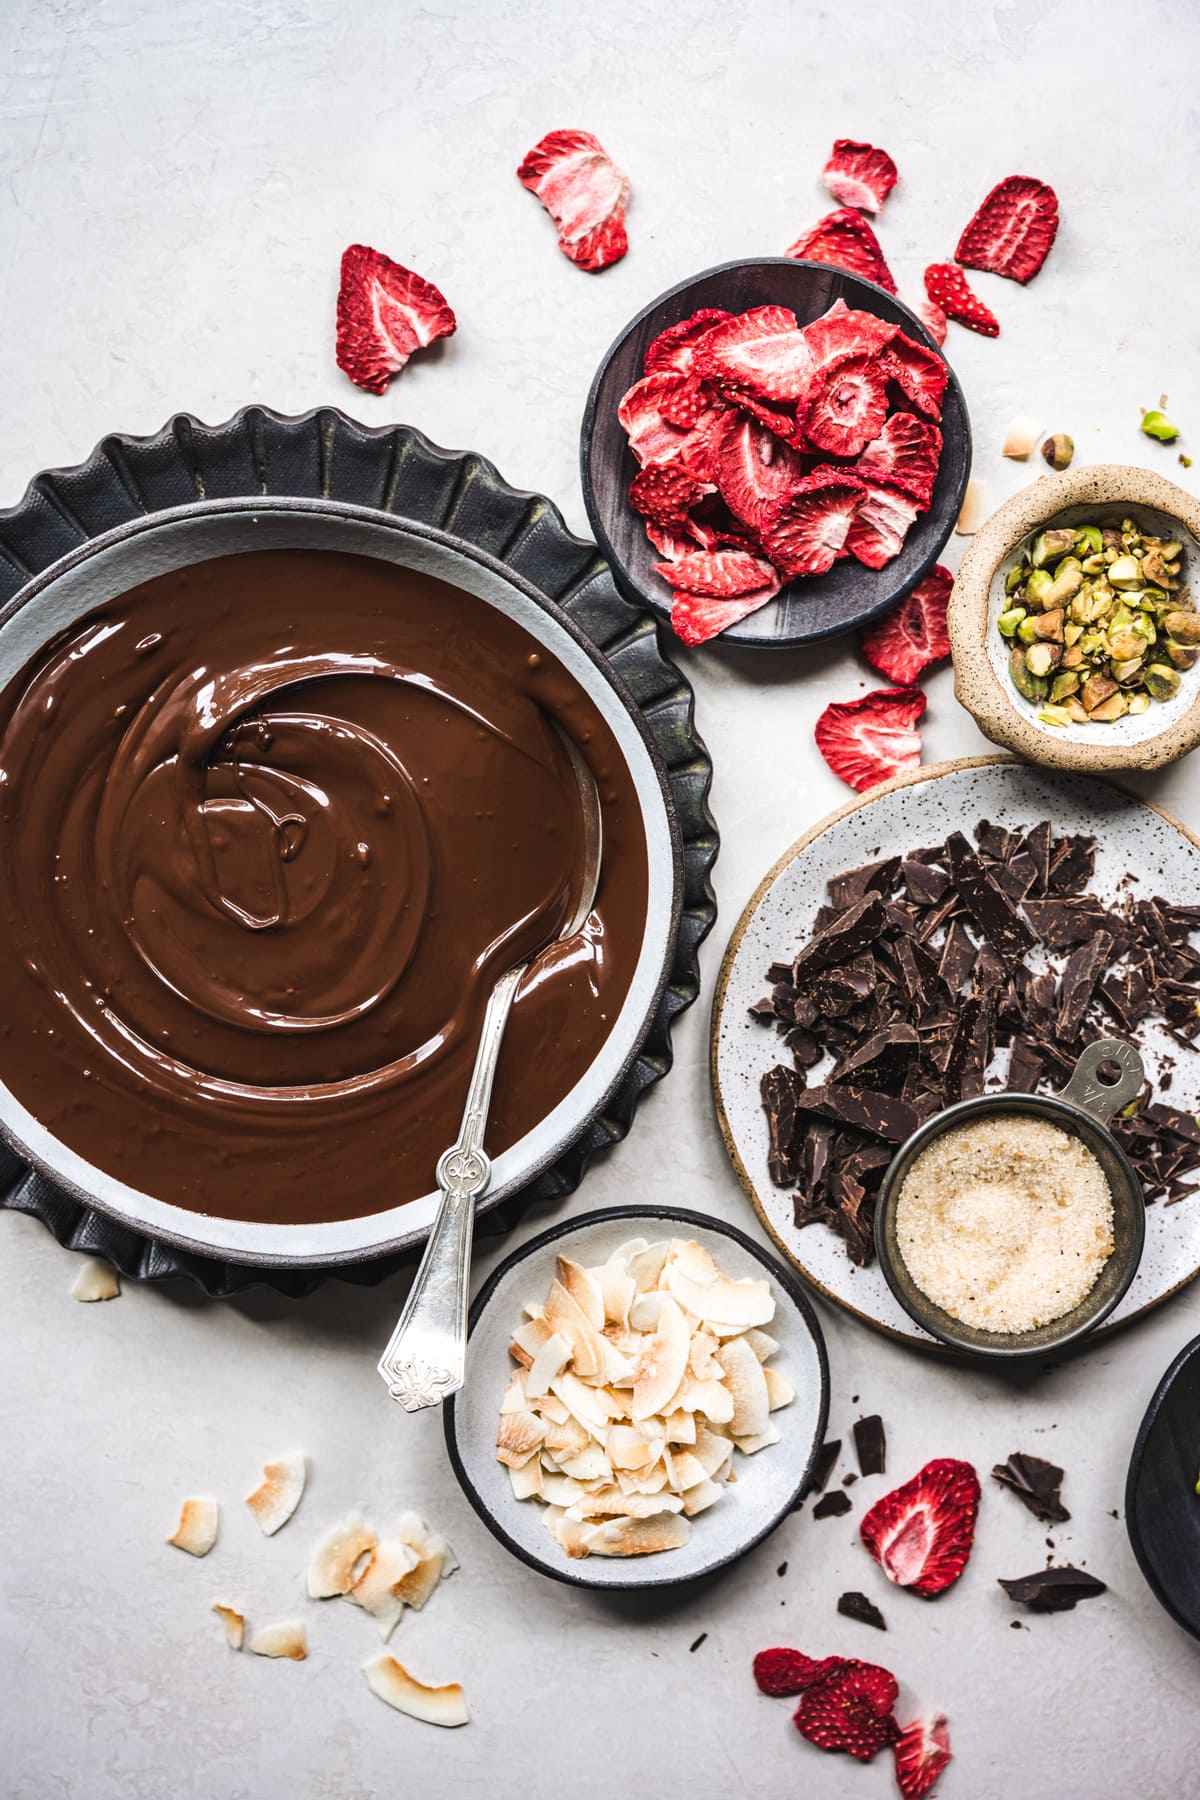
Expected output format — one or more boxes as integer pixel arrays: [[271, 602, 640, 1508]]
[[949, 465, 1200, 771]]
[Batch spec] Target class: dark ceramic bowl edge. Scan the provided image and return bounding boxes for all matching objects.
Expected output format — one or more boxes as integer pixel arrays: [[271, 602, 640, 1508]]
[[1124, 1330, 1200, 1643]]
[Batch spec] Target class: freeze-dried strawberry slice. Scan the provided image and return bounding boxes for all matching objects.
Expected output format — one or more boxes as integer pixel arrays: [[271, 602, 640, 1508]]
[[714, 384, 804, 446], [654, 547, 776, 598], [914, 297, 948, 346], [894, 1715, 952, 1800], [516, 129, 630, 271], [711, 411, 808, 531], [754, 1648, 849, 1698], [802, 355, 889, 457], [815, 687, 926, 793], [695, 307, 814, 401], [762, 472, 866, 579], [683, 505, 757, 552], [956, 175, 1059, 284], [925, 264, 1000, 338], [855, 413, 942, 507], [860, 1459, 981, 1597], [802, 298, 897, 370], [822, 140, 899, 214], [845, 482, 921, 570], [793, 1659, 899, 1762], [879, 332, 948, 421], [675, 407, 731, 483], [642, 519, 696, 563], [644, 308, 734, 376], [670, 571, 782, 646], [860, 565, 953, 682], [618, 374, 692, 466], [628, 462, 703, 525], [335, 245, 456, 395], [786, 209, 896, 294]]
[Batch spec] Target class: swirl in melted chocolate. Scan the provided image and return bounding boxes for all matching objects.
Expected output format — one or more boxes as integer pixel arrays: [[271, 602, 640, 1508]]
[[0, 551, 648, 1224]]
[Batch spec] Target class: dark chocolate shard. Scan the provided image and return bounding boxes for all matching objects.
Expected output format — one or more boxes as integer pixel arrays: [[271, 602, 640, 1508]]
[[1006, 1036, 1043, 1093], [793, 1084, 918, 1144], [828, 856, 901, 910], [761, 1065, 804, 1187], [994, 850, 1039, 902], [938, 918, 976, 993], [749, 996, 778, 1022], [946, 831, 1037, 963], [1055, 931, 1113, 1042], [792, 893, 887, 981], [975, 818, 1017, 863], [991, 1453, 1070, 1523], [998, 1566, 1106, 1612], [852, 1414, 886, 1477], [795, 1439, 841, 1507], [1021, 819, 1053, 894], [1047, 834, 1096, 895], [837, 1591, 886, 1630], [812, 1490, 853, 1520], [902, 859, 949, 906], [827, 1166, 874, 1265], [832, 1024, 920, 1084]]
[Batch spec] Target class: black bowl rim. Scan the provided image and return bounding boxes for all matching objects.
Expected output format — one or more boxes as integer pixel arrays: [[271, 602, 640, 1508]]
[[0, 493, 684, 1268], [443, 1202, 831, 1591], [873, 1090, 1147, 1359], [579, 255, 972, 650], [1124, 1328, 1200, 1643]]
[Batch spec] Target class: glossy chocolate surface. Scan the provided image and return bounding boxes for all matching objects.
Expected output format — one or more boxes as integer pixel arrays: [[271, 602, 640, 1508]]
[[0, 550, 648, 1223]]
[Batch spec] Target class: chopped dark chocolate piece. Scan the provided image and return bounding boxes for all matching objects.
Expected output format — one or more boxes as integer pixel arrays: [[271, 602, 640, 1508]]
[[1007, 1037, 1043, 1093], [761, 1065, 805, 1187], [837, 1591, 886, 1630], [998, 1566, 1106, 1612], [827, 1166, 874, 1265], [689, 1632, 708, 1652], [916, 890, 963, 943], [852, 1414, 886, 1477], [1056, 931, 1113, 1041], [749, 996, 778, 1022], [994, 850, 1039, 902], [902, 859, 949, 907], [938, 918, 976, 994], [796, 1438, 841, 1505], [785, 1026, 823, 1067], [812, 1490, 853, 1520], [942, 995, 992, 1103], [1047, 834, 1095, 895], [991, 1453, 1070, 1524], [1145, 1102, 1200, 1145], [792, 892, 887, 981], [828, 856, 901, 910], [973, 941, 1008, 993], [832, 1024, 920, 1084], [1098, 959, 1153, 1033], [842, 1471, 858, 1485], [793, 1084, 918, 1144], [766, 961, 794, 984], [946, 831, 1037, 963], [1021, 819, 1053, 894], [975, 818, 1018, 863]]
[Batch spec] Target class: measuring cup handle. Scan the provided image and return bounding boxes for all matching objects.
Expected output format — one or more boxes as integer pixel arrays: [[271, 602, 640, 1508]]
[[1058, 1038, 1145, 1123]]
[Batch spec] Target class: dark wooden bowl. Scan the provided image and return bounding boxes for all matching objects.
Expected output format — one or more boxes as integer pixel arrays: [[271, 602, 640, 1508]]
[[580, 257, 972, 650], [1126, 1331, 1200, 1641]]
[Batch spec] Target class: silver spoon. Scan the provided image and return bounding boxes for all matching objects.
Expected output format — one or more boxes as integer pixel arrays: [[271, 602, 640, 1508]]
[[376, 726, 603, 1412]]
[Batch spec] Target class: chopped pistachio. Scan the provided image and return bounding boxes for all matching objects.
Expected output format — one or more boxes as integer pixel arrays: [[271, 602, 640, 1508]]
[[997, 607, 1025, 638], [1017, 617, 1040, 645], [1024, 567, 1055, 607], [1165, 640, 1198, 671], [1089, 691, 1130, 722], [1025, 642, 1060, 678], [1073, 525, 1103, 556], [1128, 692, 1151, 715], [1031, 528, 1076, 567], [1051, 671, 1081, 701], [1041, 434, 1075, 470], [1144, 663, 1182, 701], [1004, 563, 1028, 596], [1037, 704, 1072, 727], [1009, 647, 1048, 702], [1107, 556, 1143, 588], [1141, 409, 1180, 443], [1164, 610, 1200, 644]]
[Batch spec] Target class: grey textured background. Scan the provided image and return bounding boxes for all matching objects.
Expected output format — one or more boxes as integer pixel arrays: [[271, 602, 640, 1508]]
[[2, 2, 1199, 1797]]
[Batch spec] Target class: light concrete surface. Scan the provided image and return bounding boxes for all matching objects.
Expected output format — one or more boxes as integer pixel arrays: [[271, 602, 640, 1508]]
[[2, 2, 1199, 1796]]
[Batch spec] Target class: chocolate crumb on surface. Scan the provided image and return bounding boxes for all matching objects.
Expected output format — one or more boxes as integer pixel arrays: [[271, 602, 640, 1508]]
[[689, 1632, 708, 1653], [812, 1490, 854, 1521], [853, 1414, 887, 1477], [777, 1562, 788, 1577], [755, 818, 1200, 1266], [842, 1471, 858, 1486], [999, 1566, 1107, 1612], [837, 1591, 887, 1630]]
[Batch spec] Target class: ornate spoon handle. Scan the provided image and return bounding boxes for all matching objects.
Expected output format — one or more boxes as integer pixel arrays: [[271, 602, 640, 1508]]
[[376, 964, 525, 1412]]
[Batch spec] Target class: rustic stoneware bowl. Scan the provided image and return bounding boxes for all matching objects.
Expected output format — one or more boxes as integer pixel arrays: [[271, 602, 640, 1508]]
[[949, 465, 1200, 771]]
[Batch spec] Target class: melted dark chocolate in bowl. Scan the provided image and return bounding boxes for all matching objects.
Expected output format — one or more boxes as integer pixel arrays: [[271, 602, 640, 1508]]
[[0, 550, 648, 1224]]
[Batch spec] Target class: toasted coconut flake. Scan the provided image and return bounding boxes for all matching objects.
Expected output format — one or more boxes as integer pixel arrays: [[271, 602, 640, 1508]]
[[540, 1471, 591, 1506], [536, 1392, 569, 1425], [715, 1335, 770, 1438], [600, 1258, 636, 1327], [388, 1516, 456, 1610], [568, 1486, 685, 1519], [627, 1241, 670, 1292], [601, 1339, 636, 1386], [545, 1279, 609, 1381], [588, 1512, 690, 1557], [349, 1538, 420, 1640], [496, 1408, 545, 1469], [665, 1262, 775, 1328], [363, 1654, 468, 1727], [168, 1497, 219, 1557], [558, 1444, 613, 1483], [628, 1290, 664, 1332], [499, 1371, 529, 1415], [742, 1328, 780, 1361], [629, 1464, 670, 1496], [682, 1477, 724, 1517], [632, 1294, 690, 1420], [956, 479, 989, 535], [307, 1512, 377, 1599], [606, 1425, 654, 1470], [212, 1602, 244, 1649], [555, 1255, 605, 1327], [687, 1329, 723, 1380], [764, 1366, 794, 1411], [70, 1256, 120, 1302], [525, 1331, 571, 1399], [677, 1377, 735, 1424], [542, 1412, 590, 1458], [248, 1621, 307, 1661], [664, 1447, 709, 1492], [734, 1422, 782, 1455], [511, 1316, 551, 1363], [508, 1339, 533, 1369], [508, 1459, 544, 1501], [693, 1423, 734, 1477], [1002, 415, 1042, 460], [664, 1408, 697, 1445], [551, 1513, 599, 1558], [245, 1449, 307, 1536], [551, 1369, 619, 1434]]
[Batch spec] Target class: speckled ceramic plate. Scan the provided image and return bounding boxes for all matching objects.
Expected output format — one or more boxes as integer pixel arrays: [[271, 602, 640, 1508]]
[[443, 1205, 829, 1589], [712, 756, 1200, 1353]]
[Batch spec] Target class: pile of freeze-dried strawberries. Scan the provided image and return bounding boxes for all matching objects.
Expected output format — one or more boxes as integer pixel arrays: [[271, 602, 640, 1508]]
[[617, 300, 948, 645]]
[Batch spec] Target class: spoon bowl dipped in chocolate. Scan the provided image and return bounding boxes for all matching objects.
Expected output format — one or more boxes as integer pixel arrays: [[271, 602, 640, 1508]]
[[377, 728, 603, 1412]]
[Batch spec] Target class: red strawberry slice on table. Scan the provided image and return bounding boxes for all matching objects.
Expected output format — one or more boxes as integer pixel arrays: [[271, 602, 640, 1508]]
[[956, 175, 1059, 284], [925, 263, 1000, 338], [855, 412, 943, 508], [860, 565, 953, 683], [516, 128, 630, 271], [762, 472, 866, 579], [879, 332, 948, 421], [753, 1648, 849, 1698], [786, 209, 896, 294], [711, 411, 808, 530], [802, 355, 890, 457], [845, 481, 922, 570], [822, 139, 899, 214], [860, 1458, 981, 1596], [335, 245, 456, 395], [815, 687, 926, 792], [894, 1714, 953, 1799], [644, 308, 734, 377], [793, 1658, 899, 1762]]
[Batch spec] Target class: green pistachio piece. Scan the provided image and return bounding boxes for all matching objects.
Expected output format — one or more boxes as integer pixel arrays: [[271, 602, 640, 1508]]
[[1128, 692, 1151, 715], [1005, 564, 1028, 595], [1089, 690, 1130, 722], [1164, 610, 1200, 644], [1041, 435, 1075, 470], [1025, 642, 1060, 678], [1162, 541, 1183, 560], [1107, 556, 1143, 588], [1141, 409, 1180, 442], [1063, 622, 1084, 647], [1073, 525, 1103, 555], [1017, 617, 1040, 644], [1010, 647, 1048, 702], [997, 607, 1025, 638], [1165, 640, 1198, 671], [1037, 704, 1073, 727], [1080, 552, 1107, 575], [1051, 671, 1081, 701], [1042, 565, 1084, 609], [1144, 663, 1182, 701], [1030, 528, 1076, 568], [1023, 568, 1054, 608], [1110, 657, 1145, 682]]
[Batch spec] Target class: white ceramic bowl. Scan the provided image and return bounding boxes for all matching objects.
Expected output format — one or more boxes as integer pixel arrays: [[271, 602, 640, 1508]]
[[0, 500, 681, 1265]]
